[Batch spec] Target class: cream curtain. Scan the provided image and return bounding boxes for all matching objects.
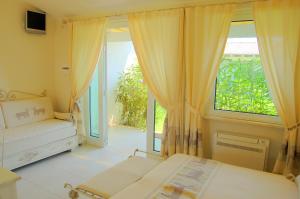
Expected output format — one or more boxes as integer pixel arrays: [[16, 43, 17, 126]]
[[70, 18, 107, 140], [128, 9, 185, 156], [254, 0, 300, 176], [184, 4, 235, 156]]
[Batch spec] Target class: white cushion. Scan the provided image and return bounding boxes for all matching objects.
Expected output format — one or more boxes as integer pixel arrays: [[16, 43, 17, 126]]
[[1, 97, 54, 128], [3, 119, 76, 156], [0, 106, 5, 130]]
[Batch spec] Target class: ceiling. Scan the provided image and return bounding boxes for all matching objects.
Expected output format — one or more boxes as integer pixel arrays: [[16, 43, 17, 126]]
[[21, 0, 253, 18]]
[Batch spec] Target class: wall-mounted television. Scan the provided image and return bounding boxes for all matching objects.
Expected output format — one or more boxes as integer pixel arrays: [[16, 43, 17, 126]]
[[25, 10, 46, 34]]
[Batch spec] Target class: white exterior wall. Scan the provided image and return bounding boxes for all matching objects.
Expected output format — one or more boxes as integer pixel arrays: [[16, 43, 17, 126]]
[[107, 31, 135, 126]]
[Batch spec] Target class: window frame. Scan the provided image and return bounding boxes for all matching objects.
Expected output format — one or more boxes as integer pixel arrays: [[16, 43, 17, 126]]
[[207, 75, 281, 126], [206, 22, 281, 126]]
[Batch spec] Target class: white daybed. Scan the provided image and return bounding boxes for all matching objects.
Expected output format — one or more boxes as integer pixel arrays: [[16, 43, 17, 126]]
[[66, 153, 298, 199], [0, 94, 77, 170]]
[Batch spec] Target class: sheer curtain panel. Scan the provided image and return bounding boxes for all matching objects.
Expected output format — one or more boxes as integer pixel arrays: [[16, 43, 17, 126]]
[[184, 4, 235, 156], [254, 0, 300, 177], [128, 9, 185, 156], [70, 18, 107, 141]]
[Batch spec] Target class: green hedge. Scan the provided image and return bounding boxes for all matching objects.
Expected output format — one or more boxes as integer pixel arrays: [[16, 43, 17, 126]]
[[115, 65, 167, 131], [215, 55, 277, 115], [115, 56, 276, 131], [115, 65, 148, 129]]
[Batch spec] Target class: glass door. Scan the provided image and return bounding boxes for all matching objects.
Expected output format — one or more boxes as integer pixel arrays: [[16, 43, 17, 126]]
[[106, 27, 148, 152], [147, 93, 167, 154], [87, 19, 167, 153], [87, 45, 108, 146]]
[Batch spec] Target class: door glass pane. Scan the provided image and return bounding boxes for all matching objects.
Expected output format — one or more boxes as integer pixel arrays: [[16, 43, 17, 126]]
[[154, 101, 166, 152], [89, 66, 100, 138]]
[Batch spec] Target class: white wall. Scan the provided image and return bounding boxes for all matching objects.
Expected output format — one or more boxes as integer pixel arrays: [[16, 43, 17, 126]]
[[0, 0, 56, 100], [106, 40, 134, 126], [53, 22, 72, 111]]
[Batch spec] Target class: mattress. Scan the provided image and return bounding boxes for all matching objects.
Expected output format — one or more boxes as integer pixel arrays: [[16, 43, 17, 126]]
[[3, 119, 76, 156], [111, 154, 298, 199]]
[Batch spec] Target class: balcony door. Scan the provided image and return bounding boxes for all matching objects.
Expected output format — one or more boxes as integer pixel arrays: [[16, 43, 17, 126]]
[[86, 46, 107, 147], [87, 18, 166, 154]]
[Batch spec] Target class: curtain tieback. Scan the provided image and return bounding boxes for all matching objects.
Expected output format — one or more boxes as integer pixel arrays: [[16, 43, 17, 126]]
[[75, 101, 81, 110], [287, 123, 300, 131], [71, 102, 80, 120], [71, 101, 82, 115]]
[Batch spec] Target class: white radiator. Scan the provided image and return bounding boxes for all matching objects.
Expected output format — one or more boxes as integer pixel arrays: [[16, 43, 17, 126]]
[[212, 132, 269, 171]]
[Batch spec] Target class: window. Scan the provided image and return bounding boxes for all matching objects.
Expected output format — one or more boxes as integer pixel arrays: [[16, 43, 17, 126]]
[[214, 22, 277, 116]]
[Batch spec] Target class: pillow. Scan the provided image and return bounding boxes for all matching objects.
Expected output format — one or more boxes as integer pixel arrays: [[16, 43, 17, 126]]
[[1, 97, 54, 128]]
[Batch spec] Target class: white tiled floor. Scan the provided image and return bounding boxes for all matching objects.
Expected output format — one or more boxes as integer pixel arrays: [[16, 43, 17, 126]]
[[14, 127, 147, 199]]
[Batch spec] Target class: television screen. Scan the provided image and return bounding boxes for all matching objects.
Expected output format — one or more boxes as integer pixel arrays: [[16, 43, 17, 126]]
[[26, 11, 46, 33]]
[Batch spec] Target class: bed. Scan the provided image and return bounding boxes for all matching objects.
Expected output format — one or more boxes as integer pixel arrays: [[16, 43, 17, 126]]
[[65, 152, 298, 199]]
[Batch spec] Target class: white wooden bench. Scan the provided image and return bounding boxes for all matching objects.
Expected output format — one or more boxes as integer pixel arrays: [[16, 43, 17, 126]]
[[65, 149, 162, 199]]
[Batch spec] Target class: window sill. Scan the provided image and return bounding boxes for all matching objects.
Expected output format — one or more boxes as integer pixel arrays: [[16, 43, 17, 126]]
[[204, 112, 283, 129]]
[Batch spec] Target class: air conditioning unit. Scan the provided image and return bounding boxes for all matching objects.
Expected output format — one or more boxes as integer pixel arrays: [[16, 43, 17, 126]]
[[212, 132, 269, 171]]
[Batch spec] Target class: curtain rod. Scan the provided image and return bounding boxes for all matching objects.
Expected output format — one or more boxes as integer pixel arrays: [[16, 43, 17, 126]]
[[63, 0, 267, 24]]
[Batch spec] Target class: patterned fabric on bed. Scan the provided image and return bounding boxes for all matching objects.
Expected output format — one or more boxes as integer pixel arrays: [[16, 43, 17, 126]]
[[151, 158, 219, 199]]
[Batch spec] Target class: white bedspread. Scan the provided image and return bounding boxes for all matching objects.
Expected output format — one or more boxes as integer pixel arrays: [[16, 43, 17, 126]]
[[111, 154, 298, 199]]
